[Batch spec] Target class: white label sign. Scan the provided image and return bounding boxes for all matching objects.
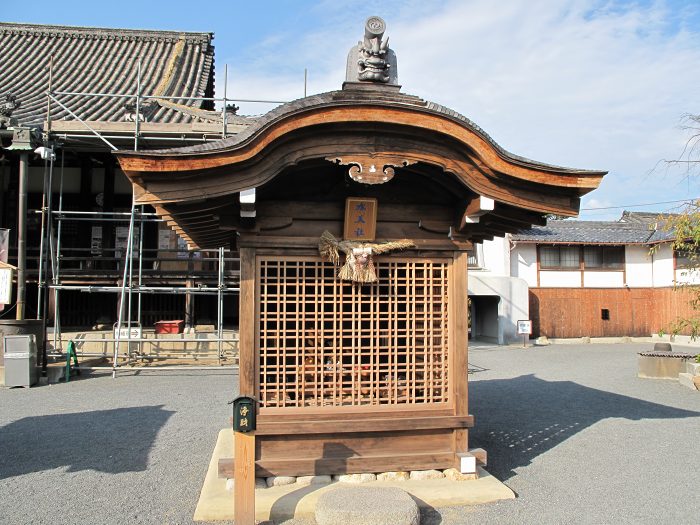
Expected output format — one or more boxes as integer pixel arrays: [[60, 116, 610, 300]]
[[114, 326, 142, 339], [517, 320, 532, 335], [0, 268, 12, 304]]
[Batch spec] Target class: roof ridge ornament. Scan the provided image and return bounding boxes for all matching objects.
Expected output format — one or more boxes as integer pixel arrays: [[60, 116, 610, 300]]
[[0, 92, 21, 128], [344, 16, 399, 88]]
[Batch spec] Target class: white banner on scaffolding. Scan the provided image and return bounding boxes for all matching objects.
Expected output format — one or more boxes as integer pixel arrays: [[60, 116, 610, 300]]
[[0, 229, 9, 308], [0, 267, 12, 305]]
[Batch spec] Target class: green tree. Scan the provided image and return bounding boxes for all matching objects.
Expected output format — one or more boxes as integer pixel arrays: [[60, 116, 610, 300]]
[[659, 201, 700, 344]]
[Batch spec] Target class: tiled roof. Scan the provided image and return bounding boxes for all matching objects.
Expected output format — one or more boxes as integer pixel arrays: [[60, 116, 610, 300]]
[[512, 220, 657, 244], [619, 211, 665, 224], [0, 22, 215, 126], [513, 210, 681, 244]]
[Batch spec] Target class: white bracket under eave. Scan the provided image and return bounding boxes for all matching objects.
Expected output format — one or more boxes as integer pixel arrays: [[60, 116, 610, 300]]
[[461, 195, 495, 226], [240, 188, 256, 218]]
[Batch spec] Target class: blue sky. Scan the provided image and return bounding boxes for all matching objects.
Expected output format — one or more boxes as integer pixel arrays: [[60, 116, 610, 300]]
[[7, 0, 700, 219]]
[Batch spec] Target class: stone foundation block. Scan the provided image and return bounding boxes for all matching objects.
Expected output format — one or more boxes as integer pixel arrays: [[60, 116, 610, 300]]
[[444, 468, 478, 481], [333, 473, 377, 483], [296, 475, 332, 485], [377, 471, 410, 481], [409, 469, 445, 480], [266, 476, 297, 487]]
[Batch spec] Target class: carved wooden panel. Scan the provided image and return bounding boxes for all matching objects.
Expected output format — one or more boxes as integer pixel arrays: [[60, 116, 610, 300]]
[[258, 256, 450, 408]]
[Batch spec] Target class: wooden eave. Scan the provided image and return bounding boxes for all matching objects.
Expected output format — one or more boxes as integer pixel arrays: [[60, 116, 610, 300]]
[[114, 89, 606, 249]]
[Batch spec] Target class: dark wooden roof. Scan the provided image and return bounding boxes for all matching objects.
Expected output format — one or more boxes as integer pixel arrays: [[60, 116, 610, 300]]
[[0, 22, 215, 126], [116, 86, 607, 249]]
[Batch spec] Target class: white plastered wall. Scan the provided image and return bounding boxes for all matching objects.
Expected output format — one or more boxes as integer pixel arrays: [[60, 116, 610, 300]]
[[538, 271, 580, 287], [625, 245, 654, 287], [511, 243, 537, 287], [481, 236, 510, 277], [652, 244, 675, 287], [583, 271, 624, 287]]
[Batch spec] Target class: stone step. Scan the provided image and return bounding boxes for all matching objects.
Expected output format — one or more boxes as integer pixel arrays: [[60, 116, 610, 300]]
[[315, 485, 419, 525]]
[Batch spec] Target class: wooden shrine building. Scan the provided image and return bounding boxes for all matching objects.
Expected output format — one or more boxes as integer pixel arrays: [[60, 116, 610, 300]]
[[116, 18, 605, 477]]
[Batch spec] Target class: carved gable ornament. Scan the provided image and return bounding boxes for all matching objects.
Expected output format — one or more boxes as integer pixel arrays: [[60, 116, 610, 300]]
[[327, 155, 416, 185]]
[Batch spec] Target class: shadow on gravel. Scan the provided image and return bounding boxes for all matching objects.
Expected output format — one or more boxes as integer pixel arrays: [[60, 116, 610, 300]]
[[469, 374, 700, 481], [0, 405, 174, 480]]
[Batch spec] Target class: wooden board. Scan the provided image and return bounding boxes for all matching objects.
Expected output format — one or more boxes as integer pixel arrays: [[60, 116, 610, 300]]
[[344, 197, 377, 241], [529, 287, 700, 338]]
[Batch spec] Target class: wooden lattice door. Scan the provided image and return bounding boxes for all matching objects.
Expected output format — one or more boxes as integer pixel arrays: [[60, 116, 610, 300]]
[[258, 256, 450, 408]]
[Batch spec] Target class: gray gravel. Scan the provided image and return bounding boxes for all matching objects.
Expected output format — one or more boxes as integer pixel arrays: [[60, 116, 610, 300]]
[[0, 369, 237, 525], [1, 343, 699, 525]]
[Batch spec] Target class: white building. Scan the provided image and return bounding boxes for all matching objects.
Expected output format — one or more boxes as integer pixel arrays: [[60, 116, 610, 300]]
[[471, 212, 696, 342]]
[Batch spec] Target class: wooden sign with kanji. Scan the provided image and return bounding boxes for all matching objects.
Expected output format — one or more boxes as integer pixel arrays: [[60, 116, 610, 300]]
[[344, 197, 377, 241]]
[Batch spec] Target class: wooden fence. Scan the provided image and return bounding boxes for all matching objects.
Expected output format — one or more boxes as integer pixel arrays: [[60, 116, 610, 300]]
[[529, 287, 699, 338]]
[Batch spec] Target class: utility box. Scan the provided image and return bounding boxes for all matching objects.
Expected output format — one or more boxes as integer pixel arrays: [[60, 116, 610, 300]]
[[3, 334, 39, 387], [154, 320, 185, 334]]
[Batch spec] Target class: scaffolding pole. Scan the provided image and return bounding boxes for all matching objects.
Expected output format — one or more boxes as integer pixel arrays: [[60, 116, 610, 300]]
[[52, 149, 66, 353], [113, 198, 136, 378], [37, 64, 253, 376]]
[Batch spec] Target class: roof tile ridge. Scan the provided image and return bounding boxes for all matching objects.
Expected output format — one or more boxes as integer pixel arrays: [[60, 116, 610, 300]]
[[0, 22, 212, 43]]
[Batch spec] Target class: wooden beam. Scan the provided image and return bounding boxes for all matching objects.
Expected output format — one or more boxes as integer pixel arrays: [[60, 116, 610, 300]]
[[459, 195, 495, 229], [219, 452, 458, 479], [253, 415, 473, 436]]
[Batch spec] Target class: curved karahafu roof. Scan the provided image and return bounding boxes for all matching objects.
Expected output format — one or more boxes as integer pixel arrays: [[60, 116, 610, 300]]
[[115, 86, 605, 249]]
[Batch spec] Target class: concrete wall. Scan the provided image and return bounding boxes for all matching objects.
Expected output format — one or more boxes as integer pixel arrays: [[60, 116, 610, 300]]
[[468, 273, 529, 344]]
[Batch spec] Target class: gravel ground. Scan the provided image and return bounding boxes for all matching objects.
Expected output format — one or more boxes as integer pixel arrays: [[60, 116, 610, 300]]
[[1, 343, 699, 524]]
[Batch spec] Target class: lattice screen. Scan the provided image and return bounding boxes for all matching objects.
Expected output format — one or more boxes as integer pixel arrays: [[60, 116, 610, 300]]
[[258, 256, 450, 408]]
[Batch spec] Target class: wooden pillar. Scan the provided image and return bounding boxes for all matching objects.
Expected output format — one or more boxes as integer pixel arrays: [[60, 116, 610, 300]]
[[238, 246, 256, 395], [102, 156, 115, 264], [235, 246, 256, 524], [0, 158, 7, 228], [79, 158, 92, 275], [16, 152, 28, 320], [185, 278, 194, 329], [451, 251, 469, 457]]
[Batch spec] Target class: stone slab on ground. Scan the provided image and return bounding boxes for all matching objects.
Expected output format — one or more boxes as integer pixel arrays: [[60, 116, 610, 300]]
[[193, 429, 515, 522], [315, 485, 419, 525]]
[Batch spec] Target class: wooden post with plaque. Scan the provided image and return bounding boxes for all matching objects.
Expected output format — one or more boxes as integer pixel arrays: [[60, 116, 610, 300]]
[[231, 396, 257, 525]]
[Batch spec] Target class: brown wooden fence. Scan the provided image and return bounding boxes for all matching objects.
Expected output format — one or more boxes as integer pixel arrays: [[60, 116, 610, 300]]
[[529, 287, 699, 338]]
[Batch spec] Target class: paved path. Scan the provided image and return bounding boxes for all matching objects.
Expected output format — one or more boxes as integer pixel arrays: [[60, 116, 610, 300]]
[[1, 343, 699, 524]]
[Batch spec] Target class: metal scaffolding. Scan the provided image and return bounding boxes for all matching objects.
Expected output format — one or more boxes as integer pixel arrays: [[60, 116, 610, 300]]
[[33, 61, 280, 376]]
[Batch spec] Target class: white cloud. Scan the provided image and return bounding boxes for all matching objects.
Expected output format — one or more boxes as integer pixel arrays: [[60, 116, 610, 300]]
[[218, 0, 700, 218]]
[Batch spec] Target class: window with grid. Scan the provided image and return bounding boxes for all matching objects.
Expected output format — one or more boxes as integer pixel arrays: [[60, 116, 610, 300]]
[[675, 248, 699, 269], [540, 246, 580, 269], [258, 256, 450, 408], [584, 246, 624, 269]]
